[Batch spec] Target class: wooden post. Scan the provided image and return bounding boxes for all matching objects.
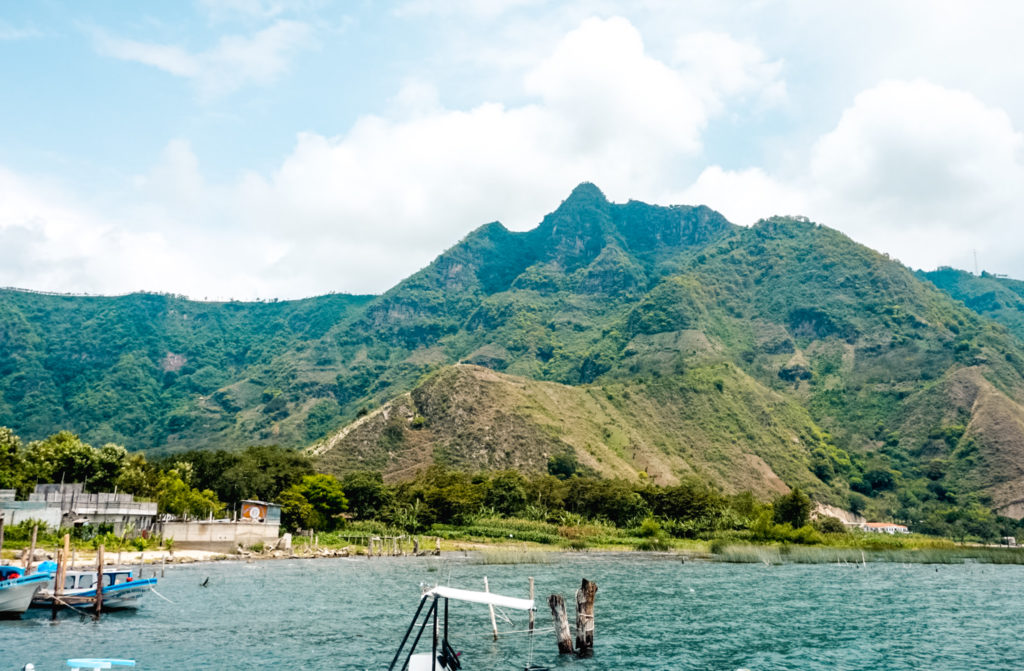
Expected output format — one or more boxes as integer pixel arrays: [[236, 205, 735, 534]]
[[413, 537, 419, 555], [548, 594, 573, 654], [434, 537, 441, 556], [528, 577, 535, 632], [94, 544, 105, 620], [484, 577, 498, 640], [575, 578, 598, 655], [367, 537, 373, 558], [0, 514, 5, 558], [58, 534, 69, 586], [161, 554, 166, 577], [25, 524, 38, 573], [50, 548, 63, 620]]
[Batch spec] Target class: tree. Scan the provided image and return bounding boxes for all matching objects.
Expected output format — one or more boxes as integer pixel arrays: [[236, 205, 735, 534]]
[[0, 427, 24, 491], [340, 471, 392, 520], [280, 474, 348, 531], [547, 452, 579, 480], [155, 469, 224, 518], [279, 489, 316, 531], [772, 487, 812, 528], [22, 431, 101, 488], [92, 443, 129, 491], [485, 471, 528, 516]]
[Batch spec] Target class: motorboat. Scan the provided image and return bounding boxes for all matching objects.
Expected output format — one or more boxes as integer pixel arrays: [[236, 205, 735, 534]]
[[32, 567, 157, 610], [0, 565, 51, 618]]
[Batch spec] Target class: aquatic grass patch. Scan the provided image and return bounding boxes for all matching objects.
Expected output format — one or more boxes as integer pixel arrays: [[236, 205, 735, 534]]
[[709, 542, 1024, 565], [472, 549, 553, 565]]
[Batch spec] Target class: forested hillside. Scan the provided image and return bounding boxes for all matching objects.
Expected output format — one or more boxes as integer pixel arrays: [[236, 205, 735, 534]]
[[5, 183, 1024, 523]]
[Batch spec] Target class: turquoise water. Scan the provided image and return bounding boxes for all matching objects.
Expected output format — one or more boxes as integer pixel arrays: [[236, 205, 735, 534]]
[[3, 553, 1024, 670]]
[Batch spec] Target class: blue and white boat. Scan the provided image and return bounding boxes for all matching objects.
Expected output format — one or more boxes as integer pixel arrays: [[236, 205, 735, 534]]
[[0, 565, 50, 618], [32, 568, 157, 610]]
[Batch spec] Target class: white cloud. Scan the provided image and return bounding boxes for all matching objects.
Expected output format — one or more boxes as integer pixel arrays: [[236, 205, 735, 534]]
[[394, 0, 548, 20], [0, 20, 42, 41], [93, 20, 313, 98], [807, 80, 1024, 272], [676, 166, 808, 226], [673, 31, 786, 111], [691, 80, 1024, 275], [4, 16, 794, 298]]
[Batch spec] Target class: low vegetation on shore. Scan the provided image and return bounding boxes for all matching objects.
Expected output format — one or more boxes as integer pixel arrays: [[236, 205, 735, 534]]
[[3, 426, 1023, 565]]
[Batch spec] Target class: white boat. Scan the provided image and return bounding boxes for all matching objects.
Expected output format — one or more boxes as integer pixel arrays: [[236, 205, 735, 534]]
[[66, 659, 135, 670], [389, 586, 537, 671], [0, 565, 51, 618], [32, 568, 157, 610], [21, 658, 136, 671]]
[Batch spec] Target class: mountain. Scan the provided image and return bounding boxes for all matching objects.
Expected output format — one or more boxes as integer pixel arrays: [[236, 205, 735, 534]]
[[920, 268, 1024, 342], [0, 290, 373, 450], [5, 184, 1024, 520]]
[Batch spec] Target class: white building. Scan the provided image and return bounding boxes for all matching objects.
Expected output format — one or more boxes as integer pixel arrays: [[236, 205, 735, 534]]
[[861, 522, 909, 534]]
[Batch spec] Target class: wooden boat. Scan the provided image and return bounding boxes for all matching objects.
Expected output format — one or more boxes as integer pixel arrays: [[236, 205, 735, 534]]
[[0, 565, 51, 618], [32, 568, 157, 610], [389, 586, 537, 671]]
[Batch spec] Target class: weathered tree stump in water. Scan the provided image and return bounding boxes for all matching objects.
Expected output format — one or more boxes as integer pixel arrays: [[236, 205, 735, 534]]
[[548, 594, 574, 654], [575, 578, 598, 656]]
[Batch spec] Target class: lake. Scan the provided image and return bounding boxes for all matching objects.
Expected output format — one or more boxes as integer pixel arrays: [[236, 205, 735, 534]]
[[4, 553, 1023, 670]]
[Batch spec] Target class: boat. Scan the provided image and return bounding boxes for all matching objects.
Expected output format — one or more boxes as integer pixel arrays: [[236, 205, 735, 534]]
[[31, 567, 157, 611], [389, 585, 540, 671], [66, 659, 136, 670], [21, 658, 136, 670], [0, 565, 51, 618]]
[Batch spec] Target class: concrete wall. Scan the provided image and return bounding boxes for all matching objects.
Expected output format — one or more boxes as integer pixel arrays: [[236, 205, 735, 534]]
[[0, 501, 63, 528], [157, 520, 281, 553]]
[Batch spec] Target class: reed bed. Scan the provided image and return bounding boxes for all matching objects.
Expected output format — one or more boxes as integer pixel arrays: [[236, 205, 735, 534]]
[[711, 543, 1024, 565], [472, 548, 554, 565]]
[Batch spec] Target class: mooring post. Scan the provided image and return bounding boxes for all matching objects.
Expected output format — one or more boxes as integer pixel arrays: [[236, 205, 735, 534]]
[[94, 544, 105, 620], [575, 578, 598, 655], [161, 554, 166, 577], [51, 541, 65, 621], [528, 577, 535, 632], [413, 537, 419, 555], [25, 524, 38, 573], [434, 537, 441, 556], [58, 533, 69, 582], [548, 594, 574, 654], [484, 576, 498, 640]]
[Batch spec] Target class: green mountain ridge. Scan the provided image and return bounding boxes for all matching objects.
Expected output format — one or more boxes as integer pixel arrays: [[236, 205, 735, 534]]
[[4, 183, 1024, 522]]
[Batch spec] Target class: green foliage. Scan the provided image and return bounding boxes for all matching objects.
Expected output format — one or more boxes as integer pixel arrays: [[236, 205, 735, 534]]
[[155, 469, 224, 518], [280, 474, 348, 531], [772, 487, 812, 528], [340, 471, 392, 520]]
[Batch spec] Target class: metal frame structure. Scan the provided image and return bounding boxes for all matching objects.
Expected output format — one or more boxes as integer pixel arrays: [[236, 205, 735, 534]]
[[388, 587, 534, 671]]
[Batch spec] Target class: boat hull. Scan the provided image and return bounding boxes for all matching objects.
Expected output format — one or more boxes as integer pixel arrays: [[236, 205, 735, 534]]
[[0, 578, 47, 618], [32, 578, 157, 611]]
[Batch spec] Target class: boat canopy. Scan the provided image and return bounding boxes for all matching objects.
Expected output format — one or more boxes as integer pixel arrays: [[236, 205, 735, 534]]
[[67, 660, 136, 671], [424, 586, 534, 611]]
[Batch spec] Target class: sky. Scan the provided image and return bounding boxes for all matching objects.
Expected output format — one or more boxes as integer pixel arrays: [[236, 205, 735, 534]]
[[1, 1, 1023, 300]]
